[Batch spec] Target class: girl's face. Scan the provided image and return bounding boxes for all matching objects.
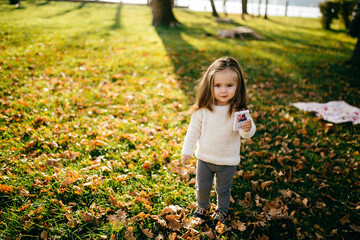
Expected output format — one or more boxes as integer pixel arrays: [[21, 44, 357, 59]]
[[213, 68, 238, 106]]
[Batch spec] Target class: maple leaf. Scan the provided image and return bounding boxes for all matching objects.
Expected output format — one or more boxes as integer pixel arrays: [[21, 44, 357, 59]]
[[160, 205, 182, 215], [181, 228, 200, 239], [166, 214, 182, 231], [231, 220, 246, 232], [215, 222, 231, 234], [183, 217, 204, 228], [107, 209, 127, 229], [150, 215, 167, 227]]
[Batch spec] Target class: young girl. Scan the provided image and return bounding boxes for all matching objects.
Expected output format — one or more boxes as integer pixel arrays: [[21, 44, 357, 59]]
[[181, 56, 256, 224]]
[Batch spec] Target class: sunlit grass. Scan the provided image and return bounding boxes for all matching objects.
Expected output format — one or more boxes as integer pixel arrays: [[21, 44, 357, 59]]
[[0, 1, 359, 239]]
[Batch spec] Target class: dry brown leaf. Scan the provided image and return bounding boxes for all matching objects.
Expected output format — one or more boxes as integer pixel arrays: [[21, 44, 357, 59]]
[[45, 158, 61, 168], [150, 215, 167, 227], [61, 177, 79, 187], [202, 230, 215, 239], [142, 228, 154, 238], [168, 232, 177, 240], [189, 217, 205, 227], [107, 209, 127, 228], [109, 194, 118, 207], [81, 212, 94, 223], [293, 138, 300, 146], [167, 217, 182, 231], [160, 205, 182, 215], [182, 229, 200, 239], [231, 220, 246, 232], [349, 224, 360, 233], [125, 226, 135, 240], [215, 222, 231, 234], [155, 234, 164, 240], [339, 214, 350, 225], [40, 230, 48, 240], [67, 219, 78, 228], [261, 181, 274, 191]]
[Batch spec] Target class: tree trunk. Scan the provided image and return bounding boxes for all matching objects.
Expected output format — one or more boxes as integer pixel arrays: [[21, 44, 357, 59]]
[[223, 0, 227, 15], [242, 0, 248, 19], [151, 0, 180, 26], [347, 0, 360, 66], [285, 0, 289, 17], [210, 0, 219, 17], [264, 0, 269, 19], [348, 38, 360, 66], [258, 0, 262, 16]]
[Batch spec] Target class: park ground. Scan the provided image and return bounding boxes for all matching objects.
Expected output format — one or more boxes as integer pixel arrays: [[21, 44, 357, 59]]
[[0, 1, 359, 239]]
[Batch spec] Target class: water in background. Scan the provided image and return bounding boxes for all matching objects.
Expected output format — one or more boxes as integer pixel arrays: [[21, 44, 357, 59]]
[[108, 0, 325, 18]]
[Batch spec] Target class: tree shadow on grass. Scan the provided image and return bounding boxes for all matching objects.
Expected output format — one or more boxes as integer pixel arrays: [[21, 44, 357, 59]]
[[45, 2, 87, 18], [154, 23, 262, 99], [110, 3, 122, 30], [155, 25, 213, 99], [37, 0, 51, 6]]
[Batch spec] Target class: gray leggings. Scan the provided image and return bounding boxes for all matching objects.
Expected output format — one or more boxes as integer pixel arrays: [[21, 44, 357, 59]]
[[196, 159, 237, 214]]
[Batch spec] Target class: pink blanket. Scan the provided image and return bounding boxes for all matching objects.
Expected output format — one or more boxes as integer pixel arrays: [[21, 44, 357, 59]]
[[291, 101, 360, 125]]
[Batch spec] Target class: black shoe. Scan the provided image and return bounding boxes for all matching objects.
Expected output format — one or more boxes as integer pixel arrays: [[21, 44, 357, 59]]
[[193, 207, 206, 219], [212, 210, 227, 224]]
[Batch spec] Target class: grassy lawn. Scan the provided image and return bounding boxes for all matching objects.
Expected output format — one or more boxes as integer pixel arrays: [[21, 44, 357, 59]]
[[0, 1, 359, 239]]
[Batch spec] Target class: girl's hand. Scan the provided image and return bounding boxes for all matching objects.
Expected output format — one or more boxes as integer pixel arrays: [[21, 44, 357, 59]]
[[181, 155, 191, 166], [242, 119, 252, 132]]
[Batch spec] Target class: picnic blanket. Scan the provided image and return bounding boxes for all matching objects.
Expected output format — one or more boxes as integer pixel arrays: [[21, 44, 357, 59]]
[[291, 101, 360, 125]]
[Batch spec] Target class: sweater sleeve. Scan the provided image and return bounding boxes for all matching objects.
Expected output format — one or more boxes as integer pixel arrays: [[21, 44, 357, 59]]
[[239, 118, 256, 139], [182, 110, 202, 156]]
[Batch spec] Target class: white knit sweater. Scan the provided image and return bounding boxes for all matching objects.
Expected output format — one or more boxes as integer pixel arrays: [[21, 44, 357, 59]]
[[182, 105, 256, 166]]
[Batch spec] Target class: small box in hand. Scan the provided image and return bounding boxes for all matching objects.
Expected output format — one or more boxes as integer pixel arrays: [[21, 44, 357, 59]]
[[233, 110, 251, 131]]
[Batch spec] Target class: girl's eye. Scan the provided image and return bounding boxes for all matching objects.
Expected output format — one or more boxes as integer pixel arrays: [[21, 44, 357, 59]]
[[215, 84, 220, 87], [227, 84, 234, 87]]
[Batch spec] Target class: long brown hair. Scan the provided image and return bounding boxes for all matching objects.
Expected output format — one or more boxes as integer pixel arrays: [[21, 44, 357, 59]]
[[191, 56, 247, 116]]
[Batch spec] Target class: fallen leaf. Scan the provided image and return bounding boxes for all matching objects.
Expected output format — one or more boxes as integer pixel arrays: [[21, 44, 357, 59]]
[[81, 212, 94, 223], [61, 177, 79, 187], [166, 215, 182, 231], [160, 205, 182, 215], [142, 228, 154, 238], [125, 226, 135, 240], [231, 220, 246, 231], [339, 214, 350, 225], [155, 234, 164, 240], [40, 230, 48, 240], [349, 224, 360, 233], [46, 158, 61, 168]]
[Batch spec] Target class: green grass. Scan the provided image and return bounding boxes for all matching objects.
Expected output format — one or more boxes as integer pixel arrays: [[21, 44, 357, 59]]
[[0, 1, 359, 239]]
